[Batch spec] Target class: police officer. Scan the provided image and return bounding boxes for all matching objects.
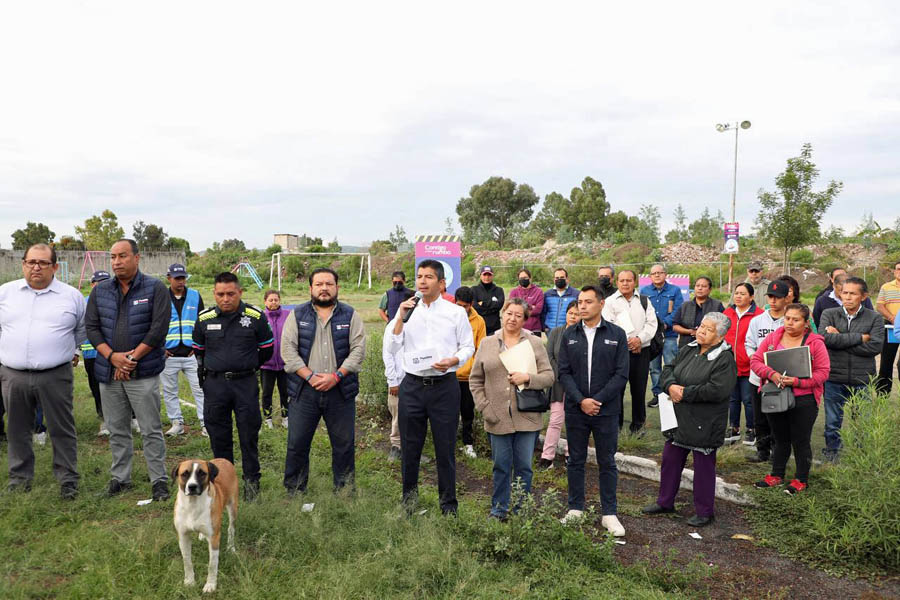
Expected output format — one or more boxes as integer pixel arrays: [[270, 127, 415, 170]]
[[192, 272, 274, 502]]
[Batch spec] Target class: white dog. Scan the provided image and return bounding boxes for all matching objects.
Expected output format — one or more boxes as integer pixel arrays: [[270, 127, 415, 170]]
[[172, 458, 239, 593]]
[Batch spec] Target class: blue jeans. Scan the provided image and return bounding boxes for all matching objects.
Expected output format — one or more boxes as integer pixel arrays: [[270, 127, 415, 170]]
[[729, 376, 753, 430], [565, 411, 619, 515], [488, 430, 539, 516], [650, 337, 679, 397], [823, 381, 866, 451]]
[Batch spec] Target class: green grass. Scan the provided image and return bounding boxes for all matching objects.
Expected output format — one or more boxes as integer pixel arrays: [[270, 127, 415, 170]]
[[0, 368, 688, 599]]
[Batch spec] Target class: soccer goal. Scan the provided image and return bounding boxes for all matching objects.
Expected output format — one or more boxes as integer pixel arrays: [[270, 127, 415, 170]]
[[268, 252, 372, 290]]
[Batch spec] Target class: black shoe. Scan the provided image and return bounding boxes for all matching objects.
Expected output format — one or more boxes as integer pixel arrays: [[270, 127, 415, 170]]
[[488, 512, 508, 522], [647, 396, 659, 408], [7, 480, 32, 493], [821, 448, 839, 464], [747, 451, 769, 463], [105, 479, 132, 497], [442, 508, 458, 518], [60, 482, 78, 500], [388, 446, 401, 462], [629, 424, 646, 437], [244, 479, 260, 502], [152, 480, 170, 502], [538, 458, 554, 470], [743, 429, 756, 446], [641, 503, 675, 515], [686, 514, 714, 527]]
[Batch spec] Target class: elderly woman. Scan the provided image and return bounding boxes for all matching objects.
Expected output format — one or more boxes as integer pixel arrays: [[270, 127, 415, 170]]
[[538, 301, 580, 469], [469, 298, 555, 519], [642, 312, 737, 526], [750, 303, 830, 494]]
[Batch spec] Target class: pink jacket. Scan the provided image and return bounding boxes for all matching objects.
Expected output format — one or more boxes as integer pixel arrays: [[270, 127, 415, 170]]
[[508, 284, 544, 333], [749, 327, 830, 405]]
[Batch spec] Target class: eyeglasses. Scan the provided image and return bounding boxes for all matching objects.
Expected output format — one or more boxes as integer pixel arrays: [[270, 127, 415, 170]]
[[650, 271, 666, 276], [24, 260, 53, 269], [748, 269, 761, 273]]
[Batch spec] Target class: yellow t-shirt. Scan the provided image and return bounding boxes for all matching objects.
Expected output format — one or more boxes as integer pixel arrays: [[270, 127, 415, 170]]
[[877, 279, 900, 318]]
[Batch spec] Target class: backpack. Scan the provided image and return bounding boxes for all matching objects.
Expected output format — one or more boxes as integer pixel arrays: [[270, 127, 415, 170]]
[[640, 295, 666, 360]]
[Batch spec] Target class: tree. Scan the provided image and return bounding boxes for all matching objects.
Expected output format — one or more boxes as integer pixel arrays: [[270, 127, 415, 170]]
[[456, 176, 539, 248], [369, 240, 396, 255], [167, 237, 192, 256], [389, 225, 408, 248], [562, 177, 610, 240], [530, 192, 569, 239], [327, 237, 341, 252], [132, 221, 169, 250], [75, 210, 124, 250], [630, 204, 661, 247], [687, 208, 725, 247], [11, 222, 55, 249], [220, 239, 246, 252], [665, 204, 689, 243], [56, 235, 85, 250], [755, 143, 842, 271], [443, 217, 456, 236]]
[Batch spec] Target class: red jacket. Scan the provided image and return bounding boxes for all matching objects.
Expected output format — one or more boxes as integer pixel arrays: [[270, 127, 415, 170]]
[[749, 327, 831, 405], [723, 304, 763, 376]]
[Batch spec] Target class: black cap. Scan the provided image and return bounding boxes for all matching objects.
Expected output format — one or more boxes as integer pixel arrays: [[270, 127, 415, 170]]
[[90, 270, 111, 283], [766, 280, 789, 298]]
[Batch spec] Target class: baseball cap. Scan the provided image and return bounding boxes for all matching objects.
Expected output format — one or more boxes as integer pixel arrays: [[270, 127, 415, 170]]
[[747, 260, 763, 271], [167, 263, 189, 278], [479, 265, 494, 274], [766, 280, 789, 298], [90, 270, 111, 283]]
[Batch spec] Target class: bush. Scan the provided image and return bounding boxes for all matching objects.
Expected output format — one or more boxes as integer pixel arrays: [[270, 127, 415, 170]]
[[789, 248, 815, 265], [359, 330, 387, 406]]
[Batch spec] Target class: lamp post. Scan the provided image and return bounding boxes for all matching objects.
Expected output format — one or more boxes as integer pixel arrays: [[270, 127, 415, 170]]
[[716, 120, 751, 294]]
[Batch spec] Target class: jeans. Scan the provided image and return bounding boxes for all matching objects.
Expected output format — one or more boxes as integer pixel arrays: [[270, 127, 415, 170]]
[[823, 381, 866, 451], [729, 376, 754, 430], [488, 430, 539, 516], [284, 385, 355, 492], [650, 337, 679, 397], [566, 410, 619, 515], [160, 356, 205, 425]]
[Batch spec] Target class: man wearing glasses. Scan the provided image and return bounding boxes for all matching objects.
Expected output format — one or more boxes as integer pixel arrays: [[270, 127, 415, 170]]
[[744, 261, 771, 309], [641, 265, 683, 408], [0, 244, 86, 499]]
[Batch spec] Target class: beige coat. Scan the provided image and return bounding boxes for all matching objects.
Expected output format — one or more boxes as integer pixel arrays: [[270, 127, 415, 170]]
[[468, 330, 556, 435]]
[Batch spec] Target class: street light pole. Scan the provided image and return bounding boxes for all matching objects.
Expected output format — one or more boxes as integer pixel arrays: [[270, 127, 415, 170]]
[[716, 120, 751, 296]]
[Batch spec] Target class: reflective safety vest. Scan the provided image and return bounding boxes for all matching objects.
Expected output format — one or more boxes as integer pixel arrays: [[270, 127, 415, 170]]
[[80, 340, 97, 359], [165, 288, 201, 349]]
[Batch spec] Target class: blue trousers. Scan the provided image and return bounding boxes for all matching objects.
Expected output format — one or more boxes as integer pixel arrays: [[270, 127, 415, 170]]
[[565, 410, 619, 515], [650, 337, 679, 397], [823, 381, 866, 451], [729, 376, 754, 430], [488, 430, 539, 516]]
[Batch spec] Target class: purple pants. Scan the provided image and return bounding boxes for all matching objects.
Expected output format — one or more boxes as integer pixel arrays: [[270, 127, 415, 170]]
[[656, 440, 717, 518]]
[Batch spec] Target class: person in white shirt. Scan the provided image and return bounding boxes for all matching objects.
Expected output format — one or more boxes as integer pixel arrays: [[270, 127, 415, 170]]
[[382, 322, 405, 462], [0, 244, 86, 499], [388, 259, 475, 516], [601, 270, 658, 433]]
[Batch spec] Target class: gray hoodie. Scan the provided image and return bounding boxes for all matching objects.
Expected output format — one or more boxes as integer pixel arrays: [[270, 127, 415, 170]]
[[745, 310, 784, 386]]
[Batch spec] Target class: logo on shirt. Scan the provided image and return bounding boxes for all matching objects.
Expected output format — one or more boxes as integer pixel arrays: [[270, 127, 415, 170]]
[[132, 298, 149, 306], [568, 339, 578, 345], [207, 324, 222, 331], [604, 339, 618, 345], [336, 324, 350, 330], [239, 316, 252, 328]]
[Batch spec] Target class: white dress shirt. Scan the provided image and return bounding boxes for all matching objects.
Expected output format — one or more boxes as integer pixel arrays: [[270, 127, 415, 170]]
[[388, 296, 475, 377], [601, 291, 658, 347], [0, 277, 87, 370], [382, 322, 406, 387]]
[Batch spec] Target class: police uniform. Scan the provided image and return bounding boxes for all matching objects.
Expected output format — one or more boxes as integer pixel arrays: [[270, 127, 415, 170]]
[[192, 302, 274, 490]]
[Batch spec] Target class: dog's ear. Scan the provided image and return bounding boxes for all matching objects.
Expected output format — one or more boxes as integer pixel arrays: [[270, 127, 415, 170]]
[[207, 461, 219, 483], [171, 464, 181, 483]]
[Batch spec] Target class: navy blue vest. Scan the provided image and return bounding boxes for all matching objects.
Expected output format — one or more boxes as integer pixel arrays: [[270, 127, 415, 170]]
[[385, 286, 414, 320], [285, 301, 360, 402], [91, 271, 166, 384]]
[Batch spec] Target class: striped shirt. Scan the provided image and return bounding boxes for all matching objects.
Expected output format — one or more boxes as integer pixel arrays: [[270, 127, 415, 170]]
[[877, 280, 900, 319]]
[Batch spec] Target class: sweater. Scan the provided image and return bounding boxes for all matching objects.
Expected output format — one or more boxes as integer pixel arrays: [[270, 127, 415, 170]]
[[508, 284, 544, 333], [455, 308, 487, 381], [749, 327, 830, 405]]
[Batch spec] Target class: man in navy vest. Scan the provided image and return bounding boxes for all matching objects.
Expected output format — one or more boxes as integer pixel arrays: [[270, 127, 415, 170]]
[[282, 267, 366, 496], [85, 239, 171, 501], [379, 270, 414, 322], [160, 263, 206, 437]]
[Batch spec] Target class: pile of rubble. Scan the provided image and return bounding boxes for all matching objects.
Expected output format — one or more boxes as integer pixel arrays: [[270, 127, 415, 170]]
[[660, 241, 722, 264]]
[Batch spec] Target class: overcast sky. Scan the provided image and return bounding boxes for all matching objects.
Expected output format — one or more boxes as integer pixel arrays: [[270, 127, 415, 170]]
[[1, 1, 898, 251]]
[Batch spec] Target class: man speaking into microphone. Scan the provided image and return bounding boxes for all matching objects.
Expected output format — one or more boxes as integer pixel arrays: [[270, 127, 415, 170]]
[[388, 259, 474, 516]]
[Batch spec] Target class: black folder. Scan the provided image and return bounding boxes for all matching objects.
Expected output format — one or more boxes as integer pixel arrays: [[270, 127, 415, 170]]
[[763, 346, 812, 378]]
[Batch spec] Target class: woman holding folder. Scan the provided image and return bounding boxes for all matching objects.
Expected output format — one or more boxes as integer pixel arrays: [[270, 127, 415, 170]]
[[469, 298, 555, 520], [750, 303, 830, 494], [642, 312, 736, 527]]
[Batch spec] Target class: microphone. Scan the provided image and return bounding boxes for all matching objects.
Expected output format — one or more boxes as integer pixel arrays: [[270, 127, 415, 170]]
[[402, 291, 424, 323]]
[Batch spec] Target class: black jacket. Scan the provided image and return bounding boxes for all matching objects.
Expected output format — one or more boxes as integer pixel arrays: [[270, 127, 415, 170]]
[[820, 306, 884, 385], [813, 293, 874, 329], [659, 341, 737, 449], [557, 320, 629, 417], [545, 324, 570, 403], [472, 282, 505, 334]]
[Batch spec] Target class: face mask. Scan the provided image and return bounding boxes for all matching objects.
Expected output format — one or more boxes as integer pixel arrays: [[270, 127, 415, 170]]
[[554, 278, 567, 289], [393, 282, 404, 291], [598, 276, 611, 287], [519, 278, 530, 288]]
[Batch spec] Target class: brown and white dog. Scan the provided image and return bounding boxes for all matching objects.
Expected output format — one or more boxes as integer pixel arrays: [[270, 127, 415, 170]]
[[172, 458, 239, 593]]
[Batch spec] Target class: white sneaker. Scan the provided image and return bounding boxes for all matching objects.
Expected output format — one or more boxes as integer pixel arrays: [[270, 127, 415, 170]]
[[165, 421, 185, 437], [282, 417, 289, 429], [560, 509, 584, 525], [601, 515, 626, 537], [34, 432, 47, 446], [463, 444, 477, 459], [265, 418, 273, 430], [200, 426, 209, 438], [98, 422, 110, 436], [131, 418, 140, 434]]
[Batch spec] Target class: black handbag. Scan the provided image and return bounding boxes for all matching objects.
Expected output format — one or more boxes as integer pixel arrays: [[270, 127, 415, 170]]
[[516, 387, 550, 413]]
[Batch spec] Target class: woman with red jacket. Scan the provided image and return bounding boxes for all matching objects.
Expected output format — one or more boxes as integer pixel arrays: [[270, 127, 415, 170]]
[[750, 304, 830, 494], [723, 283, 763, 444]]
